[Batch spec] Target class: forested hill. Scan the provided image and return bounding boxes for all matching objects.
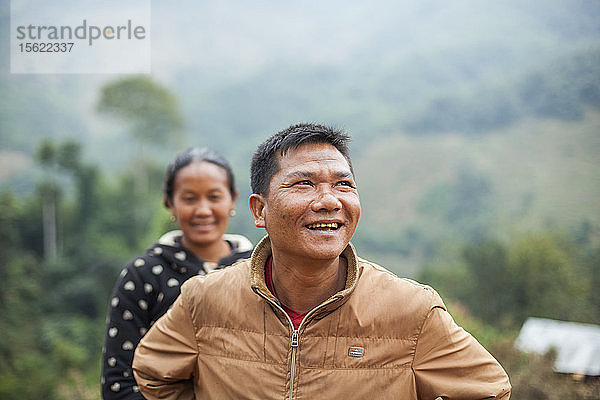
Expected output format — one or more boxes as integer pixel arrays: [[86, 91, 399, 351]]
[[2, 0, 599, 156]]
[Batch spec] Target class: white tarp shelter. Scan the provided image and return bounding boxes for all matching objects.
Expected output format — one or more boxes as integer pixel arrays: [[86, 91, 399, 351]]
[[515, 317, 600, 376]]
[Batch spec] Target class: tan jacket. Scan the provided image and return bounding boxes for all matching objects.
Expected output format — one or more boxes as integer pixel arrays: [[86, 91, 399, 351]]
[[133, 236, 511, 399]]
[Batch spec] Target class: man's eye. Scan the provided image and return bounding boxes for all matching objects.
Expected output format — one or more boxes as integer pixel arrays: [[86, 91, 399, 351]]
[[295, 180, 313, 186], [337, 181, 355, 188]]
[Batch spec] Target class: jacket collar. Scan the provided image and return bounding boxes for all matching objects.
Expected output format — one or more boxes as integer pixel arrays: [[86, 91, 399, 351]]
[[158, 230, 253, 253], [250, 235, 360, 313], [154, 230, 253, 274]]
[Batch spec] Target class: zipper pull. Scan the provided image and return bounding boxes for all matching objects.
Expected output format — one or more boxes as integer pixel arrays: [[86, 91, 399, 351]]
[[291, 329, 299, 348]]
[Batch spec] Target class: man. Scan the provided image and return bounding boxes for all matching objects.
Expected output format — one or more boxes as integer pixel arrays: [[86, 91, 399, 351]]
[[133, 123, 511, 399]]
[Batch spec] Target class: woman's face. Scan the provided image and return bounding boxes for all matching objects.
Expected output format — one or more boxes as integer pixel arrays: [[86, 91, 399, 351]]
[[168, 161, 236, 252]]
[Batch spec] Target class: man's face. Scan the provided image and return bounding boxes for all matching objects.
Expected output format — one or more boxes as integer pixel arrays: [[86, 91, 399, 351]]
[[250, 142, 361, 262]]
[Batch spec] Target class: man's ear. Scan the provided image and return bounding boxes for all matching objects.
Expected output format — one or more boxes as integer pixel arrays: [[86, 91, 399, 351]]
[[248, 194, 266, 228]]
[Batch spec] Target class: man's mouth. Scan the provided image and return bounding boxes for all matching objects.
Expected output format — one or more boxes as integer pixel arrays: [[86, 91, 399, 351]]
[[306, 222, 341, 230]]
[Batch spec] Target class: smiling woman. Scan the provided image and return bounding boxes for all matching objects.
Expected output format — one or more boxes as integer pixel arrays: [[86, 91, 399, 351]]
[[101, 147, 253, 399], [165, 160, 236, 260]]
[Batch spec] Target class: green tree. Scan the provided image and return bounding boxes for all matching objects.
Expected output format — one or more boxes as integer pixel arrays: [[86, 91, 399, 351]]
[[97, 76, 185, 197], [461, 240, 515, 327], [97, 76, 184, 148], [421, 231, 595, 329], [508, 233, 589, 324], [0, 193, 55, 399], [36, 139, 60, 260], [34, 139, 84, 260]]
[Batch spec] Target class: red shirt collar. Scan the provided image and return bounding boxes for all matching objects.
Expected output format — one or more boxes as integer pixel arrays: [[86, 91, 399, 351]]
[[265, 256, 306, 329]]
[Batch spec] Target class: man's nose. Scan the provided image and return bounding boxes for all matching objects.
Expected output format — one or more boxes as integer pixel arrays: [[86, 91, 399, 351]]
[[311, 186, 342, 211]]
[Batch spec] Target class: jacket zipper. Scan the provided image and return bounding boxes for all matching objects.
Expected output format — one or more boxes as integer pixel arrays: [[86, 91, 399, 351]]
[[289, 329, 299, 400], [287, 297, 340, 400], [254, 289, 342, 400]]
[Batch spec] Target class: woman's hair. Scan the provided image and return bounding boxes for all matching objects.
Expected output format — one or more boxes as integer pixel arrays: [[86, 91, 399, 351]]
[[163, 147, 236, 207]]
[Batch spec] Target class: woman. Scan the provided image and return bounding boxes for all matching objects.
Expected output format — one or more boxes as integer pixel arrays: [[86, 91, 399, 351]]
[[101, 148, 253, 399]]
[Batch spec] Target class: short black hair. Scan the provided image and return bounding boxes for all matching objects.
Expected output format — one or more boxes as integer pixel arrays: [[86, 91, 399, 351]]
[[250, 123, 353, 195], [163, 147, 236, 207]]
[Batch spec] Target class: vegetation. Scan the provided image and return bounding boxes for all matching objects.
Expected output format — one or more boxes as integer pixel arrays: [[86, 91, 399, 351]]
[[422, 232, 599, 330], [97, 76, 185, 149], [0, 147, 170, 400]]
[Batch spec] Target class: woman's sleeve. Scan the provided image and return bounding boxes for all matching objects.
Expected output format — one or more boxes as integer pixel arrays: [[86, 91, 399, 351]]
[[413, 303, 511, 399], [132, 282, 198, 400], [101, 263, 151, 400]]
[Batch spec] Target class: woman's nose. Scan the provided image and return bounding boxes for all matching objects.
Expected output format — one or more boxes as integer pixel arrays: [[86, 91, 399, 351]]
[[194, 199, 212, 216]]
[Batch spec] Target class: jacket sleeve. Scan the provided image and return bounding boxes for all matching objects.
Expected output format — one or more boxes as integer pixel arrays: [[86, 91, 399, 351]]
[[132, 283, 198, 400], [413, 299, 511, 399], [101, 264, 149, 400]]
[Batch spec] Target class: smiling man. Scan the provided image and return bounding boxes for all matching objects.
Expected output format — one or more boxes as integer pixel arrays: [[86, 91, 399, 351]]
[[133, 123, 511, 399]]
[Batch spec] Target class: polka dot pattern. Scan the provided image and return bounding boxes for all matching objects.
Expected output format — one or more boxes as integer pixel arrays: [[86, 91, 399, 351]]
[[110, 382, 120, 392], [152, 265, 163, 275], [167, 278, 179, 287]]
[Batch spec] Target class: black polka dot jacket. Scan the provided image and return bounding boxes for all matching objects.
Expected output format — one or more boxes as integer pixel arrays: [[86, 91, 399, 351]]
[[101, 230, 253, 399]]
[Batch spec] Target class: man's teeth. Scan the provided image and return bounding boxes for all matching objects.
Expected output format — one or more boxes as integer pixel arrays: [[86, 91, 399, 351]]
[[308, 222, 339, 229]]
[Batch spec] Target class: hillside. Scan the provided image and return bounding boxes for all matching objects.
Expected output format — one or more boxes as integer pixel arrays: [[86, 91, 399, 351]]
[[2, 0, 599, 156], [354, 110, 600, 275]]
